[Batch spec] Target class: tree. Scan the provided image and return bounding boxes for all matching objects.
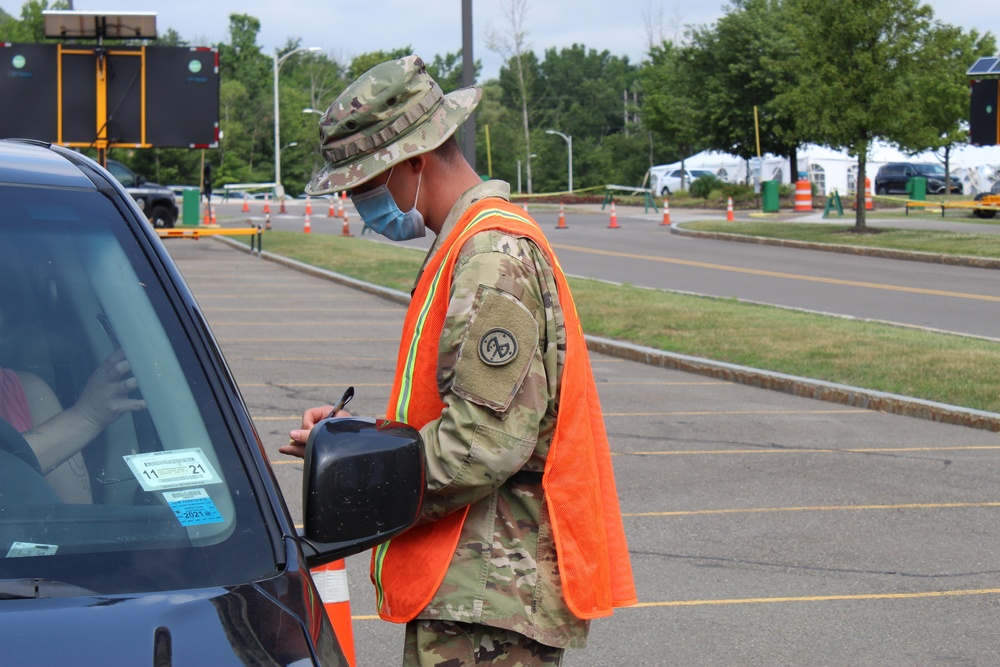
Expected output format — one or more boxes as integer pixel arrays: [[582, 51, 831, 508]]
[[781, 0, 973, 230], [488, 0, 536, 193], [427, 50, 482, 92], [641, 42, 709, 185], [683, 0, 804, 182]]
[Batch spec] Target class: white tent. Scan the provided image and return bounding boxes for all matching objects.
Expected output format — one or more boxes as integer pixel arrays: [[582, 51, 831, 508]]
[[655, 142, 1000, 196]]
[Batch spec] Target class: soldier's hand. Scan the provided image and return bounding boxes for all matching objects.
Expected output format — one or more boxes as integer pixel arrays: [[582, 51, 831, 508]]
[[279, 405, 352, 458]]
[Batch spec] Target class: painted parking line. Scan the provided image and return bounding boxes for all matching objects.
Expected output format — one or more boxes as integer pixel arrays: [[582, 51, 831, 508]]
[[553, 243, 1000, 302], [216, 337, 399, 342], [621, 445, 1000, 456], [623, 502, 1000, 518], [630, 588, 1000, 609], [603, 409, 868, 417]]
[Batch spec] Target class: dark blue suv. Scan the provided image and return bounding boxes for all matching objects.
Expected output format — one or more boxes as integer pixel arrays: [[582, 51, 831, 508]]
[[0, 139, 423, 664]]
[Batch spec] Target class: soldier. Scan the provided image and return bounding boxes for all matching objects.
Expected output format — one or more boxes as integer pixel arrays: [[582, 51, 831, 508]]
[[281, 55, 636, 667]]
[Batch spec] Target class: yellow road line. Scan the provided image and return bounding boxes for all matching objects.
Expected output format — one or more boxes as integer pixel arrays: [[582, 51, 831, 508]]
[[553, 243, 1000, 302], [623, 445, 1000, 456], [631, 588, 1000, 609], [604, 409, 867, 417], [624, 502, 1000, 518], [349, 587, 1000, 617]]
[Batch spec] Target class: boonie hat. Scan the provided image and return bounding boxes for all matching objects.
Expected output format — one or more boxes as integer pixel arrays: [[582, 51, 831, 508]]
[[305, 55, 482, 195]]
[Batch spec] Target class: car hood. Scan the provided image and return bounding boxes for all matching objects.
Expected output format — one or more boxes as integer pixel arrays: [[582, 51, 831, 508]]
[[0, 581, 344, 665]]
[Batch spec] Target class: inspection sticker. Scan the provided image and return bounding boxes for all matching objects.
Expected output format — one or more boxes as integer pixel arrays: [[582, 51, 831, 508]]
[[163, 488, 224, 527], [124, 448, 222, 492], [7, 542, 58, 558]]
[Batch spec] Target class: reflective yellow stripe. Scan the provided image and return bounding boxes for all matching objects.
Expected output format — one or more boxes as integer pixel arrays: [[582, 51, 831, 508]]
[[373, 540, 390, 613]]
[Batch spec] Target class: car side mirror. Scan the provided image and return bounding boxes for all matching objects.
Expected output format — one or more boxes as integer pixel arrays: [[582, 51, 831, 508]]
[[299, 417, 424, 567], [136, 175, 147, 186]]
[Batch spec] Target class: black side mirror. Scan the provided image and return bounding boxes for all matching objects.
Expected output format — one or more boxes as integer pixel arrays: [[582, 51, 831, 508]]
[[299, 417, 424, 567]]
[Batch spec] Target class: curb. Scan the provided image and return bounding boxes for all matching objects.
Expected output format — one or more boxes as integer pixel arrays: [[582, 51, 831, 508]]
[[670, 223, 1000, 270], [216, 236, 1000, 433]]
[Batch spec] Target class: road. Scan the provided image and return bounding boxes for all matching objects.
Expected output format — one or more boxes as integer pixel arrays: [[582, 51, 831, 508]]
[[166, 237, 1000, 666], [212, 198, 1000, 340]]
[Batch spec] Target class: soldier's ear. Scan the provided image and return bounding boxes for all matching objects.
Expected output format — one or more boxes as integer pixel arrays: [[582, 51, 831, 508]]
[[406, 154, 426, 174]]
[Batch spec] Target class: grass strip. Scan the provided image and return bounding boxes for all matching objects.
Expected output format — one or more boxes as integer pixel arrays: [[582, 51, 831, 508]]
[[683, 221, 1000, 258], [234, 231, 1000, 413]]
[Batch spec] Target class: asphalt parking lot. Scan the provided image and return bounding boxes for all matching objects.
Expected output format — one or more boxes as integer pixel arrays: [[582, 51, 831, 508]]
[[167, 236, 1000, 666]]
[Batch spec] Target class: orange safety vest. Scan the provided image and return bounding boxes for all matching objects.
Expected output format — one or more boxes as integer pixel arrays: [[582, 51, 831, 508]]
[[371, 198, 637, 622]]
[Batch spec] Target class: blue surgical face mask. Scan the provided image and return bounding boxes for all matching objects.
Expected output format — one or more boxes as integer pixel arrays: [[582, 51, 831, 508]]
[[351, 167, 425, 241]]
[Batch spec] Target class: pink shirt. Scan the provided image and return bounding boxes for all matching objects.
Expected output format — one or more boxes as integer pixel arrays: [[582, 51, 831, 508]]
[[0, 368, 33, 432]]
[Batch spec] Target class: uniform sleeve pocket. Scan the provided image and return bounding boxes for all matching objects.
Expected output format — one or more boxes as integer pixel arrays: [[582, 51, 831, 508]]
[[453, 285, 539, 414]]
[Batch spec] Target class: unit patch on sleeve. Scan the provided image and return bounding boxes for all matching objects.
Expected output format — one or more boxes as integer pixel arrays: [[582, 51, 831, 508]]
[[479, 327, 518, 366], [453, 285, 539, 413]]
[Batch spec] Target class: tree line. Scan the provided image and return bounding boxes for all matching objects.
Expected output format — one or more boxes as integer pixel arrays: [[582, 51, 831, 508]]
[[1, 0, 994, 228]]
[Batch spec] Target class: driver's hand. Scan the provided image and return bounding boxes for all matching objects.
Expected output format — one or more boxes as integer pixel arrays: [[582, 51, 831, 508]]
[[74, 348, 147, 429]]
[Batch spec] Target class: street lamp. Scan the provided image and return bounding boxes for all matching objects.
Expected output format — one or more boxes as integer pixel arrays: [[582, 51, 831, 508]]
[[545, 129, 573, 192], [272, 46, 322, 195]]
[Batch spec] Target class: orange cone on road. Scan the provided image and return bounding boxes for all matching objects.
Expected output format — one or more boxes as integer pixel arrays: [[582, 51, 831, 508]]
[[661, 198, 671, 226], [328, 197, 336, 218], [726, 196, 735, 222], [608, 201, 620, 229], [305, 196, 313, 216], [210, 207, 217, 226], [202, 205, 210, 226], [341, 209, 352, 237], [280, 197, 287, 215], [242, 193, 250, 213], [263, 194, 271, 214], [303, 212, 311, 234], [556, 203, 567, 229], [312, 560, 356, 667], [265, 212, 271, 230]]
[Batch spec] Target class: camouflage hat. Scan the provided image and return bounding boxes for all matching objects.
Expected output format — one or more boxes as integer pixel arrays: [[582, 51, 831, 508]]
[[305, 55, 481, 195]]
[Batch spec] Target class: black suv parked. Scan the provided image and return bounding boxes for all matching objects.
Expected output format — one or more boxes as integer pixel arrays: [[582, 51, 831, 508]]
[[874, 162, 962, 195], [106, 159, 179, 228]]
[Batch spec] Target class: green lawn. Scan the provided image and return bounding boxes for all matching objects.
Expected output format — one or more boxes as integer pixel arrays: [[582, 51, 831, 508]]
[[235, 230, 1000, 413]]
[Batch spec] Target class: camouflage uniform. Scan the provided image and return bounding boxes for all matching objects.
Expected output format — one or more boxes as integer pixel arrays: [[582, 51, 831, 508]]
[[304, 56, 591, 666], [399, 178, 587, 666]]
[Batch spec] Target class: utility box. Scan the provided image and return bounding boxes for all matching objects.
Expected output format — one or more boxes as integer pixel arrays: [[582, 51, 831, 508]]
[[906, 177, 927, 201], [182, 189, 200, 226], [761, 180, 780, 212]]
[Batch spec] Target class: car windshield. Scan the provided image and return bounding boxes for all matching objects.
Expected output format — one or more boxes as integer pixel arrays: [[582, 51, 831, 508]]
[[914, 164, 945, 177], [0, 182, 277, 595]]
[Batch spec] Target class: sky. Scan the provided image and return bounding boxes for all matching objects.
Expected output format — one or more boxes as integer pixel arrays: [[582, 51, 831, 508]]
[[2, 0, 998, 82]]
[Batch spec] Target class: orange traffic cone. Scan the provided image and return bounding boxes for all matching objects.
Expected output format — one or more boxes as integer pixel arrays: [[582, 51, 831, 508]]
[[312, 560, 356, 667], [339, 191, 346, 220], [328, 197, 336, 218], [210, 207, 217, 226], [608, 201, 620, 229], [556, 203, 567, 229], [263, 194, 271, 214], [726, 196, 734, 222], [305, 196, 313, 216], [661, 198, 671, 226], [280, 197, 287, 215], [265, 212, 271, 230], [303, 213, 311, 234], [242, 193, 250, 213], [341, 209, 352, 237]]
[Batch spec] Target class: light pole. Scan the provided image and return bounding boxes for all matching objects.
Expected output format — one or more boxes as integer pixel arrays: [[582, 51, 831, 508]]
[[545, 129, 573, 192], [273, 46, 322, 197]]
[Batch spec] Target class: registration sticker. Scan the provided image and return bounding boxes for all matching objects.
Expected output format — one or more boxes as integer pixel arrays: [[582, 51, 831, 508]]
[[124, 448, 222, 492], [163, 488, 224, 527], [7, 542, 58, 558]]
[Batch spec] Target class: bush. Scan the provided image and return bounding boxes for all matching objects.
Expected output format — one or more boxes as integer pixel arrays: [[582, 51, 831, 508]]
[[689, 173, 723, 199]]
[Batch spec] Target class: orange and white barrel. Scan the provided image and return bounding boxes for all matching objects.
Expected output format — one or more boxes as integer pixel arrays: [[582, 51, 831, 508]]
[[794, 180, 812, 211], [865, 177, 873, 210]]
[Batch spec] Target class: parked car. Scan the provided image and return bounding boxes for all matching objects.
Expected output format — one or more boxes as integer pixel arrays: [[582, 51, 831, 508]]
[[0, 138, 424, 664], [650, 168, 716, 196], [105, 159, 179, 228], [874, 162, 963, 195]]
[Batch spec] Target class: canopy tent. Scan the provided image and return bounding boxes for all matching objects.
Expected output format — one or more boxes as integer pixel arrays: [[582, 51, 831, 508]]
[[654, 142, 1000, 196]]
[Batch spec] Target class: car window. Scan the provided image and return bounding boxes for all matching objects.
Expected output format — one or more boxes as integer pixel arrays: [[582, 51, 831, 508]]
[[0, 182, 277, 595], [914, 164, 945, 177], [106, 161, 135, 188]]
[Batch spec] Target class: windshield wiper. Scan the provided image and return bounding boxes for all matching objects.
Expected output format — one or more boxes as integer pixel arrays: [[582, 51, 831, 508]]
[[0, 578, 99, 599]]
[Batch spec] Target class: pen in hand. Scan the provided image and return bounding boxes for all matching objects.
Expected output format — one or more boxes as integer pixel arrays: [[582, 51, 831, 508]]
[[326, 386, 355, 418]]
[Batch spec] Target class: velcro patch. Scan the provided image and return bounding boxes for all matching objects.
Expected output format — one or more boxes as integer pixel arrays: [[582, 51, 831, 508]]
[[454, 286, 538, 413]]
